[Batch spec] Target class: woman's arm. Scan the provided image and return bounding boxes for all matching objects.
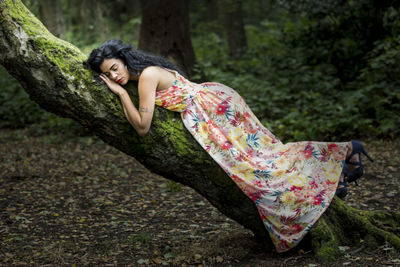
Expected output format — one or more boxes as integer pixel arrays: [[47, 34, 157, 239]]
[[99, 67, 159, 136]]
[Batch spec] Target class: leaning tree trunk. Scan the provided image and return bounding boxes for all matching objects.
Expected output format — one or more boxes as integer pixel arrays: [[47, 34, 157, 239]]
[[0, 0, 399, 262]]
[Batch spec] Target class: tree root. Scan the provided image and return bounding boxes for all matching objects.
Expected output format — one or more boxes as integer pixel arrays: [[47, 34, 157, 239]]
[[308, 196, 400, 262]]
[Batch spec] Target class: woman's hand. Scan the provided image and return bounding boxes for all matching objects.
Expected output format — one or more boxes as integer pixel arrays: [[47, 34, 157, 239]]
[[99, 74, 126, 96]]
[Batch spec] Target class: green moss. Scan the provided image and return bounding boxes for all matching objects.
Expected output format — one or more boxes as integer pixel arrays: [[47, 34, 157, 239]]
[[310, 218, 341, 262], [6, 0, 46, 37], [5, 0, 89, 80], [370, 210, 400, 230], [153, 111, 199, 159], [364, 235, 377, 249]]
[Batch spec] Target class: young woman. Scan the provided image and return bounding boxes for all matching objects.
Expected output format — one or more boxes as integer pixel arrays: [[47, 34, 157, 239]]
[[86, 39, 372, 252]]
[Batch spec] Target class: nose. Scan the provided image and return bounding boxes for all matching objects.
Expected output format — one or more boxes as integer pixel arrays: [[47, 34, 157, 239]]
[[110, 71, 118, 80]]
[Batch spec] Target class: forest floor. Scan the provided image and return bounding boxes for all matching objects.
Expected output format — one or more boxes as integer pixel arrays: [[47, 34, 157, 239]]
[[0, 127, 399, 267]]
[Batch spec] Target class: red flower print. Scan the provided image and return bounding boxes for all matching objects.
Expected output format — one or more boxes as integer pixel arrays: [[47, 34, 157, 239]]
[[290, 185, 302, 192], [221, 141, 232, 150], [309, 181, 318, 189], [280, 213, 298, 224], [216, 103, 227, 115], [328, 144, 337, 150], [303, 145, 314, 159], [293, 224, 302, 233], [254, 180, 262, 187], [313, 196, 322, 205], [286, 167, 297, 173]]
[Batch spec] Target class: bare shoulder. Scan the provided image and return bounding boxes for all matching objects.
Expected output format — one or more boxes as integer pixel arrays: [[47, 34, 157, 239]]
[[140, 66, 162, 81], [140, 66, 176, 91]]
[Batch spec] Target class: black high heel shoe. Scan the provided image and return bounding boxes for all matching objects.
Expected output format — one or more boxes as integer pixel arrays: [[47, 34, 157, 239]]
[[336, 163, 349, 199], [345, 140, 373, 185]]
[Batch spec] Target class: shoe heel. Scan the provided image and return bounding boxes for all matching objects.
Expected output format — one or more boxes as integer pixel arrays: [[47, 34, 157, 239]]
[[362, 150, 373, 162]]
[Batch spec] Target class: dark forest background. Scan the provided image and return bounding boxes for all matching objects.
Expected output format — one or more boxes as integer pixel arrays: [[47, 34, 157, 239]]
[[1, 0, 399, 141]]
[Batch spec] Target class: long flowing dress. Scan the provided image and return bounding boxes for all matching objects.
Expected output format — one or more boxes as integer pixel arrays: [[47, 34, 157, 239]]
[[154, 69, 349, 252]]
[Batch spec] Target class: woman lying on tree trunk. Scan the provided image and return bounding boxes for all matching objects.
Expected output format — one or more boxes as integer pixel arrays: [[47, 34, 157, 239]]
[[85, 39, 373, 252]]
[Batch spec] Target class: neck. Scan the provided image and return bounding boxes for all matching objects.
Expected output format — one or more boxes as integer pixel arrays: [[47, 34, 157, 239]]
[[130, 72, 139, 81]]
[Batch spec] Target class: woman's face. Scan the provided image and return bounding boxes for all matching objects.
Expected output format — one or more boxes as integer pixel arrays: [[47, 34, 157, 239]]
[[99, 58, 131, 85]]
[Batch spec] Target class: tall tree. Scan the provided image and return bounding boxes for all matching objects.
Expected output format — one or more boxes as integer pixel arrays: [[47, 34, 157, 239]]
[[94, 0, 109, 42], [138, 0, 196, 77], [37, 0, 65, 37], [1, 0, 400, 262], [218, 0, 247, 59]]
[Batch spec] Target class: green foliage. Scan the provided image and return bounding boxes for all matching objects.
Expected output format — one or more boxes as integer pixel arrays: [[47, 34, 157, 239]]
[[166, 180, 183, 192], [0, 66, 43, 128], [191, 2, 400, 141], [127, 232, 151, 244], [0, 65, 86, 137], [350, 35, 400, 137], [2, 1, 399, 141]]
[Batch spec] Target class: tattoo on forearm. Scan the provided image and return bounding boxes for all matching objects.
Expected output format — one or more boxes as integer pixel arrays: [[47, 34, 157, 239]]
[[139, 106, 151, 113]]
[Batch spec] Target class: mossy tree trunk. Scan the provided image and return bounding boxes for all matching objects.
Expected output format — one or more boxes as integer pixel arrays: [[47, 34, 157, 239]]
[[0, 0, 399, 262]]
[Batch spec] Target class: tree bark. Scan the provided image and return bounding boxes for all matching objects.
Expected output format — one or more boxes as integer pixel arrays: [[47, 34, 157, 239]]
[[94, 0, 108, 42], [138, 0, 196, 78], [0, 0, 399, 262], [218, 0, 247, 59], [37, 0, 65, 37]]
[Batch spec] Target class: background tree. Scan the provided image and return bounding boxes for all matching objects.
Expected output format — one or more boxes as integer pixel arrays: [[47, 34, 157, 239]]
[[218, 0, 247, 59], [37, 0, 65, 37], [138, 0, 197, 77]]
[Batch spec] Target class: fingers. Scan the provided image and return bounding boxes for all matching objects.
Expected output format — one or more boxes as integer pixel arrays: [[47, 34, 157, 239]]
[[99, 75, 114, 86], [99, 74, 108, 82]]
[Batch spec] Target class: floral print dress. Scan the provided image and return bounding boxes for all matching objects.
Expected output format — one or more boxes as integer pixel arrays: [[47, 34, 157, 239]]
[[154, 69, 349, 252]]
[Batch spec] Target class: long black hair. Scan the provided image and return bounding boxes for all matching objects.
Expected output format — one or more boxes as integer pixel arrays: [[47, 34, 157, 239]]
[[85, 39, 183, 76]]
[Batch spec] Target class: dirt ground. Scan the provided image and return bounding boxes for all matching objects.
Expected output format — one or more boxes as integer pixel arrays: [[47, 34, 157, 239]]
[[0, 127, 399, 266]]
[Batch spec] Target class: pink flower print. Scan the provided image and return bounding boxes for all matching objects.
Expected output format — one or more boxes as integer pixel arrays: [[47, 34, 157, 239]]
[[328, 143, 345, 161], [280, 213, 301, 225], [230, 111, 242, 127], [208, 126, 227, 149], [279, 148, 290, 158], [328, 143, 340, 155], [319, 148, 328, 162], [236, 152, 244, 162], [243, 113, 258, 134], [286, 166, 297, 174], [245, 147, 254, 158], [279, 240, 290, 251]]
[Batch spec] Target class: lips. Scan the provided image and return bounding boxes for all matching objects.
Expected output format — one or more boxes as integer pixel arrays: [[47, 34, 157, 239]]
[[117, 78, 123, 84]]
